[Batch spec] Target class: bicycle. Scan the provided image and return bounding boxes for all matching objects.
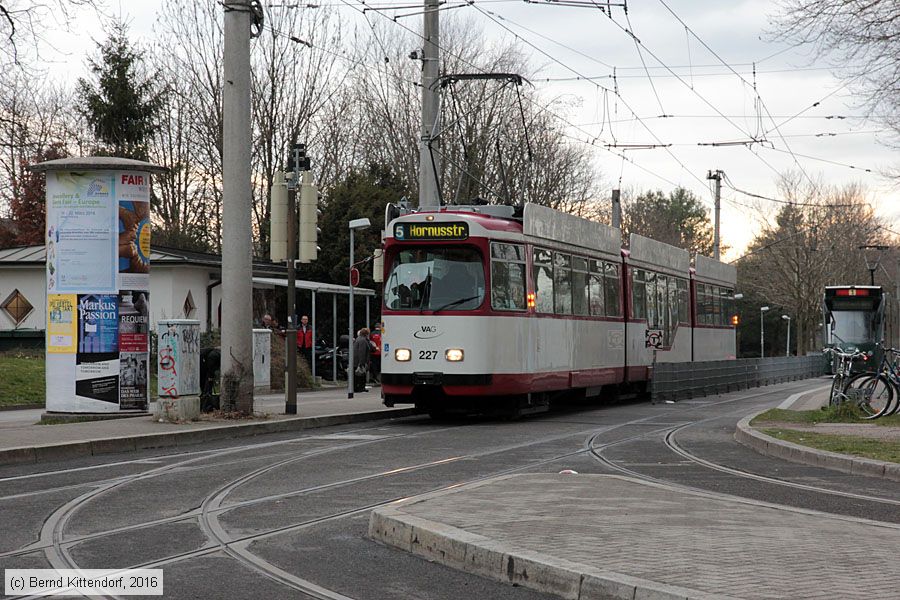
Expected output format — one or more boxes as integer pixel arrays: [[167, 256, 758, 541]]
[[845, 347, 900, 417], [827, 346, 895, 419]]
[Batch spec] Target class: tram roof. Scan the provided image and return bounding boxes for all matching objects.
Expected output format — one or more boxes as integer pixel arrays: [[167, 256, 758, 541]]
[[523, 203, 621, 256], [694, 254, 737, 286]]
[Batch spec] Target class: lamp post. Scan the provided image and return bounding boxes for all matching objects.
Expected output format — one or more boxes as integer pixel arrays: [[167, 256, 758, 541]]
[[782, 315, 791, 357], [760, 306, 770, 358], [348, 217, 371, 399]]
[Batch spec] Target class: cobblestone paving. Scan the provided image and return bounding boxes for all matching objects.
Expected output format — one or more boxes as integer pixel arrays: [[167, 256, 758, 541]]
[[399, 474, 900, 599]]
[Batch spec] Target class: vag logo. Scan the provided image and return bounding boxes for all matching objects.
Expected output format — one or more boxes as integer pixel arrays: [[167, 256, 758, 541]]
[[394, 224, 405, 240], [413, 325, 442, 339]]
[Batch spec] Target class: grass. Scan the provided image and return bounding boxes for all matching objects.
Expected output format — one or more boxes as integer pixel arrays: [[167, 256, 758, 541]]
[[762, 429, 900, 464], [0, 350, 45, 407], [0, 351, 159, 408], [752, 407, 900, 427]]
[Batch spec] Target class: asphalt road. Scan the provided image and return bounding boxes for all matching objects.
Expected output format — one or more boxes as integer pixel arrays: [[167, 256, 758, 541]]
[[2, 378, 898, 600]]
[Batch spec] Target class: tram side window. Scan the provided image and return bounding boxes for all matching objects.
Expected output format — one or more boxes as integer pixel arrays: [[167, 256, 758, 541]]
[[604, 262, 621, 316], [696, 283, 733, 326], [572, 257, 589, 315], [554, 252, 573, 314], [676, 278, 689, 324], [646, 272, 658, 329], [632, 269, 647, 320], [490, 242, 526, 311], [533, 248, 554, 313], [720, 288, 734, 326], [589, 260, 605, 316]]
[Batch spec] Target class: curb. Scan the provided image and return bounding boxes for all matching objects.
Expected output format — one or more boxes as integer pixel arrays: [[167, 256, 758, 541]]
[[0, 404, 43, 412], [0, 408, 419, 468], [734, 411, 900, 483], [369, 478, 737, 600]]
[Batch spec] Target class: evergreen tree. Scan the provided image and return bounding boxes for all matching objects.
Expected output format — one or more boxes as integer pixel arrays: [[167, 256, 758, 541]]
[[77, 22, 164, 161], [623, 187, 718, 257]]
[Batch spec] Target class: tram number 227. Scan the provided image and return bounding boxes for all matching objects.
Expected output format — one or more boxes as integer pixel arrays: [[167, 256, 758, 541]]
[[419, 350, 438, 360]]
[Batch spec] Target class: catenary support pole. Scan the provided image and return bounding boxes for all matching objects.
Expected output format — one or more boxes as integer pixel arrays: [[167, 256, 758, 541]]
[[221, 0, 254, 413], [418, 0, 441, 208], [284, 145, 302, 415], [348, 228, 356, 398], [707, 170, 722, 261], [311, 291, 317, 382], [332, 294, 338, 383], [611, 189, 621, 229]]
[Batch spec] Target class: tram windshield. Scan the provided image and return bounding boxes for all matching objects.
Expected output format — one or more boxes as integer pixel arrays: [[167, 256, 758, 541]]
[[384, 246, 485, 311], [830, 311, 875, 346]]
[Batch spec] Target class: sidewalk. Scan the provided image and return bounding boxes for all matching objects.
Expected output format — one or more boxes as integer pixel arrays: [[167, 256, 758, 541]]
[[371, 473, 900, 600], [0, 387, 416, 467]]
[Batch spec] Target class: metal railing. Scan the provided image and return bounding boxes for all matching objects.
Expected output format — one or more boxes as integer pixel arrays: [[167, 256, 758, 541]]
[[650, 355, 826, 403]]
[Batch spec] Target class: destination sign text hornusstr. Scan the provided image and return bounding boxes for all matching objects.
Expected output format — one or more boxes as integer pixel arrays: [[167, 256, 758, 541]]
[[394, 222, 469, 241]]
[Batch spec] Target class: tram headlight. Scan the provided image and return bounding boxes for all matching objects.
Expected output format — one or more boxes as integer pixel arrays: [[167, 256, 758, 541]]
[[395, 348, 411, 362], [445, 348, 464, 362]]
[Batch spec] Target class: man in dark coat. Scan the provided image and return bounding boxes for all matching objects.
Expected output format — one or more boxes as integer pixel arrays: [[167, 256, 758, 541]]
[[352, 328, 371, 393]]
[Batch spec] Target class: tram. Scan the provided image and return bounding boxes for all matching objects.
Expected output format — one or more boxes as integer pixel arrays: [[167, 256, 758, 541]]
[[823, 285, 885, 356], [378, 202, 737, 416]]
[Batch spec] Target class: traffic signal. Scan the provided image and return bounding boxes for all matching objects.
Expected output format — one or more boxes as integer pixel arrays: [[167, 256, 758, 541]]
[[731, 314, 740, 326], [270, 171, 288, 262], [298, 170, 318, 263]]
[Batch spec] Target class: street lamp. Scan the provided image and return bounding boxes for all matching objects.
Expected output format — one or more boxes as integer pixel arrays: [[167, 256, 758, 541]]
[[348, 217, 371, 399], [782, 315, 791, 357], [760, 306, 770, 358]]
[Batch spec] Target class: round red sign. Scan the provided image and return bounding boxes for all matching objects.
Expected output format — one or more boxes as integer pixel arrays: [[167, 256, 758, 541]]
[[350, 267, 360, 287]]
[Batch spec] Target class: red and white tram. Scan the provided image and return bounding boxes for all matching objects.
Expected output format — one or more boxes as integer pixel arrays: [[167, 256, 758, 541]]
[[379, 202, 736, 416]]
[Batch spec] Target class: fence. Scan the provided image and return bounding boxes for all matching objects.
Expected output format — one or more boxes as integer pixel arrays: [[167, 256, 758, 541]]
[[650, 355, 827, 403]]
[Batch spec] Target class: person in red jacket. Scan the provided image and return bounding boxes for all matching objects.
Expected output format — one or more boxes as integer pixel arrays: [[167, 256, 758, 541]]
[[369, 322, 382, 384], [296, 314, 313, 366]]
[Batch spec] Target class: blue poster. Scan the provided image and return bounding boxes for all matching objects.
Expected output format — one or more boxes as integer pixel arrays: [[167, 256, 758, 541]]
[[77, 294, 119, 354]]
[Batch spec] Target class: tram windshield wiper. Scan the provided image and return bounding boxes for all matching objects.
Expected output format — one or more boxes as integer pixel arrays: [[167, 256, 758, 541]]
[[431, 295, 480, 314]]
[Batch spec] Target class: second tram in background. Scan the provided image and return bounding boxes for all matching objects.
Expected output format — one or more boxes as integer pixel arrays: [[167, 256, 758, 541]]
[[378, 202, 736, 417]]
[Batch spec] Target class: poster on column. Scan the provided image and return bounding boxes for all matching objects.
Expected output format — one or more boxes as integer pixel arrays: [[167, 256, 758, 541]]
[[75, 294, 119, 404], [117, 172, 151, 291], [46, 172, 117, 294], [47, 294, 77, 354], [118, 291, 150, 410]]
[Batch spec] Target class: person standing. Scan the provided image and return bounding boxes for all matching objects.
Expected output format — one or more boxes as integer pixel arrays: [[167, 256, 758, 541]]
[[369, 323, 382, 384], [352, 327, 371, 393], [297, 314, 313, 366]]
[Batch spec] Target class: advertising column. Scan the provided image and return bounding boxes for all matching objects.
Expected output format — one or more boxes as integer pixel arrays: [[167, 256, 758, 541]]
[[37, 158, 164, 414]]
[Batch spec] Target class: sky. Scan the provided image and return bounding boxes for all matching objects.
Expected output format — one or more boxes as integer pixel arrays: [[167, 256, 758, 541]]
[[32, 0, 900, 261]]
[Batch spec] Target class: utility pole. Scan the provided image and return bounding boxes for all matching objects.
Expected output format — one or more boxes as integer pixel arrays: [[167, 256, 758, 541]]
[[707, 169, 722, 260], [221, 0, 254, 413], [284, 143, 305, 415], [418, 0, 441, 209], [611, 189, 621, 229]]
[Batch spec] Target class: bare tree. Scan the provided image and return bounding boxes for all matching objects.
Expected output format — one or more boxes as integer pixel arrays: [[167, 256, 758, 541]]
[[769, 1, 900, 137], [0, 1, 105, 67], [737, 173, 894, 353]]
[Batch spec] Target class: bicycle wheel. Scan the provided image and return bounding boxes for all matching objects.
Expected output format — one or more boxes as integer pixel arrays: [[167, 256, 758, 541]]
[[844, 373, 894, 419], [828, 376, 844, 408]]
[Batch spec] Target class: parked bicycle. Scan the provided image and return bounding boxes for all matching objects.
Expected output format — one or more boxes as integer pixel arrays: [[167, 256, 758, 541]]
[[843, 346, 900, 418], [824, 346, 894, 419]]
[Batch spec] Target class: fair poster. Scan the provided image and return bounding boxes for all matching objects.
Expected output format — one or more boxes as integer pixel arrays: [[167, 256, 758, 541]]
[[117, 172, 151, 291], [47, 294, 77, 354], [46, 172, 117, 294]]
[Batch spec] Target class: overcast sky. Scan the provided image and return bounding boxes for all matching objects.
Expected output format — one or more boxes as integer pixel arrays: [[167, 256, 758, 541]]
[[38, 0, 900, 260]]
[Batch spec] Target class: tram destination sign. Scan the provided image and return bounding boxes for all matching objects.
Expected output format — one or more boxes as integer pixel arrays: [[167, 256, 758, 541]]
[[394, 222, 469, 241]]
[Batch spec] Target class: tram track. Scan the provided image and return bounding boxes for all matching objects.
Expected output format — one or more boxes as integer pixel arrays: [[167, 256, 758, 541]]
[[7, 381, 820, 599]]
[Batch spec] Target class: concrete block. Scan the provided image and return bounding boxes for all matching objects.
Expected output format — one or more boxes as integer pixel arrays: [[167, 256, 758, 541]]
[[819, 452, 853, 475], [0, 447, 36, 466], [882, 463, 900, 482], [462, 539, 505, 578], [851, 458, 886, 478], [579, 573, 637, 600], [368, 509, 414, 552], [503, 552, 583, 600], [153, 396, 200, 422], [33, 442, 92, 463], [91, 436, 138, 456], [410, 523, 470, 569], [133, 433, 179, 450]]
